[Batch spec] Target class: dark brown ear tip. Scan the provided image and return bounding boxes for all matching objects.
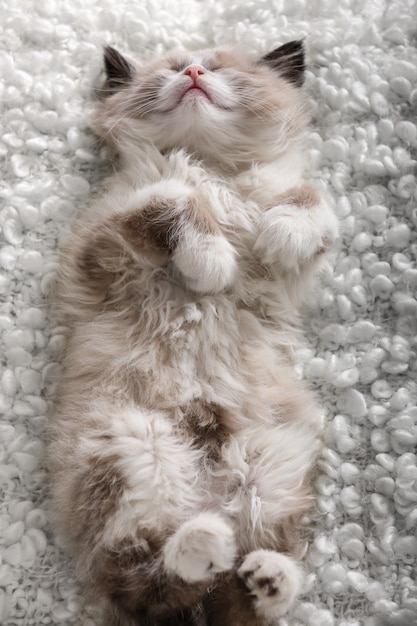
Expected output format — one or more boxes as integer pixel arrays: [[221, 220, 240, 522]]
[[103, 45, 121, 62], [281, 39, 305, 51], [262, 40, 305, 63], [103, 46, 124, 71], [102, 45, 134, 91], [289, 39, 306, 59], [261, 39, 306, 87]]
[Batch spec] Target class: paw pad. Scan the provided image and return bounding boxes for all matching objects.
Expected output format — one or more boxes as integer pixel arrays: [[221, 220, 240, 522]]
[[238, 550, 304, 619]]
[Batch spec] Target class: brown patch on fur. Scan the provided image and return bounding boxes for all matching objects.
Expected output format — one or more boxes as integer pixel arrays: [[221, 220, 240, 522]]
[[317, 235, 333, 255], [180, 402, 235, 462], [93, 536, 208, 624], [74, 222, 143, 311], [118, 195, 219, 254], [76, 218, 154, 308], [205, 572, 267, 626], [106, 606, 196, 626], [68, 452, 127, 549], [78, 195, 219, 285], [79, 225, 126, 276], [273, 184, 320, 209], [118, 198, 179, 252]]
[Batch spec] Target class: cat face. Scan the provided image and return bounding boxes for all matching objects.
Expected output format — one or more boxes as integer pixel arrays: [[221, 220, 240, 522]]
[[93, 42, 309, 167]]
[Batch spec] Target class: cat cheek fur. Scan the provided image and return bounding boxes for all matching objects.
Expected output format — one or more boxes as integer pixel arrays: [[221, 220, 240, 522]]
[[49, 40, 337, 626]]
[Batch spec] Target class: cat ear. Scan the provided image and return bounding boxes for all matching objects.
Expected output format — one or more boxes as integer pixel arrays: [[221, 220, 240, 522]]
[[103, 46, 135, 91], [260, 40, 305, 87]]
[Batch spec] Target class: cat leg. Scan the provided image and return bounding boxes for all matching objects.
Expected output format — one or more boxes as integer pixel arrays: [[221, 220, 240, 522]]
[[254, 184, 338, 272], [55, 407, 236, 623], [203, 419, 314, 625], [77, 187, 237, 295], [119, 188, 237, 293]]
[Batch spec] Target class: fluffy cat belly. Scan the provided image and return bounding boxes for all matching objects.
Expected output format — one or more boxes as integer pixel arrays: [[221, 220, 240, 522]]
[[56, 300, 319, 548]]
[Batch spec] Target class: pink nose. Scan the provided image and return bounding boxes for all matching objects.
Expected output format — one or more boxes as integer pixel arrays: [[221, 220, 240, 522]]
[[184, 65, 205, 82]]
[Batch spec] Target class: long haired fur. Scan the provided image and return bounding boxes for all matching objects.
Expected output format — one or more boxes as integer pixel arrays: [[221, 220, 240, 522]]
[[48, 41, 338, 626]]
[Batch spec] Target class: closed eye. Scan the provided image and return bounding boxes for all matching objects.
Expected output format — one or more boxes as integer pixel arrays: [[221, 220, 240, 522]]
[[170, 62, 188, 72], [168, 60, 221, 73], [197, 59, 222, 72], [204, 63, 221, 72]]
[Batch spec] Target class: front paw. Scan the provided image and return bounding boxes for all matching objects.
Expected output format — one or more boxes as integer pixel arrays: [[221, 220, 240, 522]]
[[173, 233, 237, 294], [254, 203, 337, 271]]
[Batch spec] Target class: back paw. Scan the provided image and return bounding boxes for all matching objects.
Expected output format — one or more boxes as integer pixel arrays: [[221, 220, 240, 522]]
[[163, 512, 237, 583], [237, 549, 303, 620]]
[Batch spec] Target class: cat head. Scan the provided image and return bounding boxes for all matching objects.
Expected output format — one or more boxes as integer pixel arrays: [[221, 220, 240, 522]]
[[93, 42, 309, 169]]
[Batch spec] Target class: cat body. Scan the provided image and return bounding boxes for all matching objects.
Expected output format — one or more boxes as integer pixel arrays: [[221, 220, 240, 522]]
[[48, 42, 338, 626]]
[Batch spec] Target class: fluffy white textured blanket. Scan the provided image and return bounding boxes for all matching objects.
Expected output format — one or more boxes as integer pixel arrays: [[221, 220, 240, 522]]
[[1, 1, 416, 625]]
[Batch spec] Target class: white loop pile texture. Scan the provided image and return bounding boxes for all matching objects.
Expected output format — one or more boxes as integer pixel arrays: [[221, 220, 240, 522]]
[[0, 1, 416, 625]]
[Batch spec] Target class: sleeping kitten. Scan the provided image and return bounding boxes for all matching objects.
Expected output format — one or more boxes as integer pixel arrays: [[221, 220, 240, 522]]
[[48, 41, 338, 626]]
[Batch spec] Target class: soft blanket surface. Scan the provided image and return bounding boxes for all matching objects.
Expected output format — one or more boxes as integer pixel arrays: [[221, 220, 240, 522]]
[[1, 0, 416, 625]]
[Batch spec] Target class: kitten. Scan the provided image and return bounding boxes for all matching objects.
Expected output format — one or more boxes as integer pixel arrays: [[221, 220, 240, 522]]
[[48, 40, 338, 626]]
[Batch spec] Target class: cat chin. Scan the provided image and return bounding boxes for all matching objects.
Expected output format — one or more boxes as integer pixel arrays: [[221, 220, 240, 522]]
[[180, 86, 213, 105], [159, 69, 238, 114], [140, 112, 286, 167], [159, 85, 215, 113]]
